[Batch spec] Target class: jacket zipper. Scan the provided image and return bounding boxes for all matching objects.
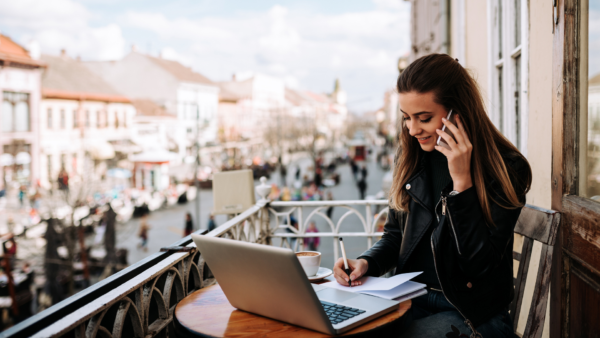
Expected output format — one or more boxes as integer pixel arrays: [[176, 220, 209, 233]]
[[431, 236, 482, 338], [431, 196, 480, 337], [441, 197, 462, 255]]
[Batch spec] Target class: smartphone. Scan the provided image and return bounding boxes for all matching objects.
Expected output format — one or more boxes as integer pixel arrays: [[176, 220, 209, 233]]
[[436, 109, 457, 150]]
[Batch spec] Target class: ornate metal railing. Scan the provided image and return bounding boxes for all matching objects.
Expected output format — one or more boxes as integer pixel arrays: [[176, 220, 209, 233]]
[[0, 182, 390, 337], [268, 200, 389, 261], [0, 201, 269, 338]]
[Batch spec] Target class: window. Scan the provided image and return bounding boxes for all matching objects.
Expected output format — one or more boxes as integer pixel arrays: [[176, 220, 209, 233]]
[[103, 111, 109, 128], [73, 110, 78, 128], [97, 111, 102, 128], [2, 101, 12, 132], [489, 0, 528, 153], [85, 110, 90, 128], [47, 108, 53, 129], [47, 154, 52, 181], [115, 112, 120, 128], [585, 2, 600, 199], [60, 109, 66, 129], [72, 153, 78, 174], [2, 91, 30, 132]]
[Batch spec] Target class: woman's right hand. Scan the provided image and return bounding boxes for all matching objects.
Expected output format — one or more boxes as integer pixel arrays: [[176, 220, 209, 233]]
[[333, 258, 368, 286]]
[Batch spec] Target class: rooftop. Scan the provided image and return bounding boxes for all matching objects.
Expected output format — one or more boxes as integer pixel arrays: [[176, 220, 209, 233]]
[[145, 54, 215, 86], [132, 99, 176, 118], [0, 34, 44, 68], [218, 78, 254, 101], [41, 54, 130, 103]]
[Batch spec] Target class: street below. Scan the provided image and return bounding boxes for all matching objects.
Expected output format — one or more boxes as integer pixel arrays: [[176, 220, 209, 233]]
[[119, 153, 390, 270]]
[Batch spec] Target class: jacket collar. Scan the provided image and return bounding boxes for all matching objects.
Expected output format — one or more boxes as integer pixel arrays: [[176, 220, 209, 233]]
[[405, 152, 434, 211]]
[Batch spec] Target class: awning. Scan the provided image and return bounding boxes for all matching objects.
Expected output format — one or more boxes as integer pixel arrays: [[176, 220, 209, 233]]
[[86, 140, 115, 160], [128, 149, 179, 163], [0, 154, 14, 166], [15, 152, 31, 165], [108, 139, 143, 154], [107, 168, 132, 178]]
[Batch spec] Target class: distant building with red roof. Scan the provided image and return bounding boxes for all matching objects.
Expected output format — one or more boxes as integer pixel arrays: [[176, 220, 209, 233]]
[[0, 34, 45, 187], [39, 52, 136, 187], [84, 51, 220, 163]]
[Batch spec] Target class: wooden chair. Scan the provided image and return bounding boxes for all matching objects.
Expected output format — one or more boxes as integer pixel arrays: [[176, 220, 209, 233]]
[[510, 204, 561, 338]]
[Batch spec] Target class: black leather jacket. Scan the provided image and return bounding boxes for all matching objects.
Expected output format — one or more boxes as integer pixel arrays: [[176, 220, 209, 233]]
[[358, 153, 528, 330]]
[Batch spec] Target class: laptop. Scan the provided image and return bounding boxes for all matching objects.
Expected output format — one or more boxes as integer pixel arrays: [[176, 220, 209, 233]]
[[191, 234, 399, 335]]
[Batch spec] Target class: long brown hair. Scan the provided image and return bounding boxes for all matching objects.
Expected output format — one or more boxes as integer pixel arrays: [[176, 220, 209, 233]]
[[390, 54, 532, 226]]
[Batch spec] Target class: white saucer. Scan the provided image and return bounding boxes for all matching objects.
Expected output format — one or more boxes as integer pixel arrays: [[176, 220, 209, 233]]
[[308, 267, 333, 281]]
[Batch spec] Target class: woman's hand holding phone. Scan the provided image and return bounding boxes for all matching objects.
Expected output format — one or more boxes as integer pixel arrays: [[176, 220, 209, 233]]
[[435, 114, 473, 192]]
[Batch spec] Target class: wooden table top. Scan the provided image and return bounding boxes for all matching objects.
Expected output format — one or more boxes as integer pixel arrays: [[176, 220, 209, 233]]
[[175, 284, 411, 337]]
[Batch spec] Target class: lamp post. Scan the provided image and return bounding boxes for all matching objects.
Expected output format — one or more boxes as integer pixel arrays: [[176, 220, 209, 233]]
[[194, 105, 201, 231]]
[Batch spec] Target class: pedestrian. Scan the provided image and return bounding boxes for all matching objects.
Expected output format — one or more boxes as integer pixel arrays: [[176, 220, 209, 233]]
[[3, 235, 17, 269], [281, 187, 292, 201], [361, 165, 368, 180], [332, 54, 532, 337], [285, 215, 299, 251], [57, 168, 69, 192], [207, 214, 216, 232], [304, 221, 320, 251], [302, 175, 310, 187], [280, 164, 287, 187], [327, 162, 336, 174], [6, 216, 15, 234], [357, 177, 367, 200], [184, 213, 193, 237], [326, 191, 334, 219], [350, 160, 358, 180], [138, 215, 150, 252], [18, 186, 26, 207], [314, 167, 322, 188]]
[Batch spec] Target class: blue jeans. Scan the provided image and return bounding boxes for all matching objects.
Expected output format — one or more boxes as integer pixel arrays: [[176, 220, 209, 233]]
[[399, 290, 515, 338]]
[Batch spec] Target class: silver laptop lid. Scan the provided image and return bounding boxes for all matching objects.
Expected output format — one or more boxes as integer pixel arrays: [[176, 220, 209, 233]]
[[191, 234, 334, 334]]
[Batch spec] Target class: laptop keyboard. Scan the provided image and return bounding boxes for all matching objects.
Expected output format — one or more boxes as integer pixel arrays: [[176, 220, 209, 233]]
[[320, 301, 366, 325]]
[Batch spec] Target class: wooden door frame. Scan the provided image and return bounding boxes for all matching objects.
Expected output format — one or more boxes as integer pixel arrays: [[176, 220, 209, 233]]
[[551, 0, 600, 337]]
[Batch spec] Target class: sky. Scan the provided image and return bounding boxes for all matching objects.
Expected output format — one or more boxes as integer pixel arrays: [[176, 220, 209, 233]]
[[590, 2, 600, 77], [0, 0, 411, 113]]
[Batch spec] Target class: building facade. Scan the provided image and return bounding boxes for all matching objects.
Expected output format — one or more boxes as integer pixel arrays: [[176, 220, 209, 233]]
[[40, 53, 135, 187], [0, 35, 44, 189], [85, 51, 219, 160]]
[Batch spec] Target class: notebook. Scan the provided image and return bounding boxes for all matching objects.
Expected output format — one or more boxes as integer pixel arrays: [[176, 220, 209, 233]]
[[322, 272, 427, 300]]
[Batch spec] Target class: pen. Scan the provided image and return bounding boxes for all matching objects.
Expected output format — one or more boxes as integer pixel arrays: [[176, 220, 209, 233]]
[[339, 238, 351, 287]]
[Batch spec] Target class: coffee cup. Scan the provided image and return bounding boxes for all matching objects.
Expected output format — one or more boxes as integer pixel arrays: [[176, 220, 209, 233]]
[[296, 251, 321, 277]]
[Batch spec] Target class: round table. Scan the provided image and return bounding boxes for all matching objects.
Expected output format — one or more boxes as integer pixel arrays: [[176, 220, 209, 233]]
[[175, 284, 411, 337]]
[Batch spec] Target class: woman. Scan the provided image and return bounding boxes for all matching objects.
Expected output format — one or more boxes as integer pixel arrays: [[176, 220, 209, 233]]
[[304, 221, 320, 251], [184, 213, 193, 237], [138, 215, 151, 252], [333, 54, 531, 338]]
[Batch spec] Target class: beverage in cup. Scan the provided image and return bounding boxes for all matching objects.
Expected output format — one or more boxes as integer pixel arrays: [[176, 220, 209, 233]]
[[296, 251, 321, 277]]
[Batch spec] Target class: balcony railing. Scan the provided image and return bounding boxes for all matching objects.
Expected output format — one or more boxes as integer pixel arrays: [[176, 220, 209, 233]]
[[0, 184, 390, 338], [268, 200, 389, 261]]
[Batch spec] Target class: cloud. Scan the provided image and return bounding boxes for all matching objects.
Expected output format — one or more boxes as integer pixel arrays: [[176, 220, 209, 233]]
[[160, 46, 194, 66], [589, 9, 600, 76], [121, 2, 410, 111], [1, 0, 411, 111], [0, 0, 126, 60]]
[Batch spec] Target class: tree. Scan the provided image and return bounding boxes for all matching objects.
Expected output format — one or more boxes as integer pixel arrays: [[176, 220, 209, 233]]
[[102, 204, 118, 277], [40, 218, 62, 310]]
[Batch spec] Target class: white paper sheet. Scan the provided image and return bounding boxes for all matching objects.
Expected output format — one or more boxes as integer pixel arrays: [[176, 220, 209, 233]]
[[360, 281, 427, 300], [321, 272, 423, 293], [394, 288, 428, 303]]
